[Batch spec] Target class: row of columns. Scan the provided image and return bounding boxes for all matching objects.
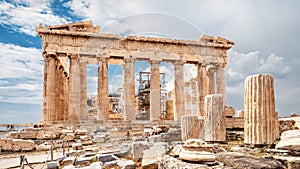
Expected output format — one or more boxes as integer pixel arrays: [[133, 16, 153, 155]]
[[42, 54, 227, 123]]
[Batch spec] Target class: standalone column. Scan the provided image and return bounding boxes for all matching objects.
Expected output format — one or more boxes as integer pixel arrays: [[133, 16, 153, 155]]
[[64, 75, 69, 121], [197, 63, 208, 116], [98, 57, 109, 120], [216, 64, 226, 104], [68, 54, 80, 122], [41, 56, 49, 122], [150, 60, 161, 121], [79, 59, 88, 120], [47, 55, 56, 122], [123, 58, 136, 120], [204, 94, 226, 142], [244, 74, 278, 145], [55, 65, 64, 121], [174, 62, 184, 121]]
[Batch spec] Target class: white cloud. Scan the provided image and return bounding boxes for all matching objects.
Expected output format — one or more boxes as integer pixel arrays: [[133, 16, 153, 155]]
[[0, 0, 69, 36], [0, 43, 43, 104]]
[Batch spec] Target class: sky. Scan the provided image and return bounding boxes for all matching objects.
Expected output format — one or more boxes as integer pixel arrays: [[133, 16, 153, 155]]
[[0, 0, 299, 123]]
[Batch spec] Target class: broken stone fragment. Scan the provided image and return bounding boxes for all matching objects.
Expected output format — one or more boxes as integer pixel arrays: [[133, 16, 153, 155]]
[[178, 148, 216, 162], [74, 129, 87, 135], [72, 142, 83, 150], [0, 138, 13, 151], [12, 139, 35, 151], [131, 141, 150, 159]]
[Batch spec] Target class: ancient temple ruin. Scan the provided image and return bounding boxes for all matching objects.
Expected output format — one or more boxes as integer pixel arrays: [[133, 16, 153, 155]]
[[36, 21, 234, 124]]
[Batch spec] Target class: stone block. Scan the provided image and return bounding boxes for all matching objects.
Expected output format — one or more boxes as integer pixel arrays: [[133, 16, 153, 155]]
[[169, 145, 183, 157], [276, 130, 300, 151], [61, 129, 73, 135], [74, 156, 93, 166], [104, 160, 135, 169], [179, 148, 216, 162], [142, 145, 167, 168], [148, 135, 162, 146], [47, 161, 59, 169], [6, 131, 20, 139], [72, 143, 83, 150], [80, 135, 91, 141], [96, 154, 119, 163], [0, 138, 13, 151], [63, 134, 75, 141], [36, 143, 51, 151], [61, 157, 76, 167], [12, 139, 35, 151], [131, 141, 149, 159], [74, 129, 87, 135]]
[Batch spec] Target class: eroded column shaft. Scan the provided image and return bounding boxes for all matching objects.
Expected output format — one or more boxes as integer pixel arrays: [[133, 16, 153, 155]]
[[80, 60, 88, 120], [123, 58, 136, 120], [48, 56, 56, 121], [204, 94, 226, 142], [197, 64, 208, 116], [98, 58, 109, 120], [68, 55, 80, 122], [244, 74, 278, 145], [216, 65, 226, 104], [174, 62, 184, 121], [150, 60, 161, 121]]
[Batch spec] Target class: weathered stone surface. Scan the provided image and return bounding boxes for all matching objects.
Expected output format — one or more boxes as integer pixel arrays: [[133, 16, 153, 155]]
[[104, 159, 135, 169], [82, 140, 93, 146], [158, 155, 210, 169], [0, 138, 13, 151], [80, 135, 91, 141], [75, 129, 87, 135], [12, 139, 35, 151], [179, 148, 216, 162], [47, 161, 59, 169], [36, 143, 51, 151], [276, 130, 300, 151], [63, 134, 75, 141], [148, 135, 162, 146], [224, 105, 235, 117], [273, 156, 300, 169], [160, 128, 181, 143], [183, 139, 214, 152], [142, 145, 167, 168], [72, 142, 83, 150], [96, 154, 119, 163], [74, 156, 93, 166], [244, 74, 278, 145], [19, 131, 38, 139], [6, 131, 20, 139], [181, 115, 204, 141], [216, 152, 283, 169], [131, 141, 149, 159], [81, 162, 103, 169], [36, 131, 57, 140], [61, 157, 76, 167], [93, 132, 108, 143], [169, 145, 182, 157], [61, 129, 73, 135], [279, 119, 298, 134], [204, 94, 226, 142]]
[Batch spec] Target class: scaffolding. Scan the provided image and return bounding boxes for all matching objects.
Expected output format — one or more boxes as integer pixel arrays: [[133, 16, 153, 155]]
[[136, 71, 167, 119]]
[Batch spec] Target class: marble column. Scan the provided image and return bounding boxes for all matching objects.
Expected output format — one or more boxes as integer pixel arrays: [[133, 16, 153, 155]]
[[64, 74, 69, 121], [56, 65, 64, 121], [123, 58, 136, 121], [216, 64, 226, 104], [174, 61, 185, 121], [41, 56, 49, 122], [79, 59, 88, 120], [207, 66, 216, 94], [48, 55, 56, 121], [68, 54, 80, 122], [98, 57, 109, 120], [197, 63, 208, 116], [150, 60, 161, 121]]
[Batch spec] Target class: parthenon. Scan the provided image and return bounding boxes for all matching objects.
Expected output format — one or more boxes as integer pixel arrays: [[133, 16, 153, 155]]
[[36, 21, 234, 123]]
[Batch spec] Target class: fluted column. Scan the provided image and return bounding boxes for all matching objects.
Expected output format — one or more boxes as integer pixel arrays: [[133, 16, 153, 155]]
[[64, 74, 69, 121], [79, 59, 88, 120], [68, 54, 80, 122], [244, 74, 278, 145], [216, 64, 226, 104], [207, 65, 216, 94], [204, 94, 226, 142], [55, 65, 64, 121], [174, 61, 184, 121], [41, 56, 49, 122], [123, 58, 136, 121], [98, 57, 109, 120], [150, 60, 161, 121], [197, 63, 208, 116], [48, 55, 56, 122]]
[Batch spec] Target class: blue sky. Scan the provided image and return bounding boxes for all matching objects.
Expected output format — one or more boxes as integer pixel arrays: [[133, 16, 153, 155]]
[[0, 0, 299, 123]]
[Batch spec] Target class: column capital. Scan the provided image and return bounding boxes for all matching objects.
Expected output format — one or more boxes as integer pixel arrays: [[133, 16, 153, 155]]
[[173, 60, 185, 66], [149, 60, 161, 65], [206, 65, 217, 73], [97, 56, 109, 65], [124, 57, 135, 63], [68, 54, 79, 59]]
